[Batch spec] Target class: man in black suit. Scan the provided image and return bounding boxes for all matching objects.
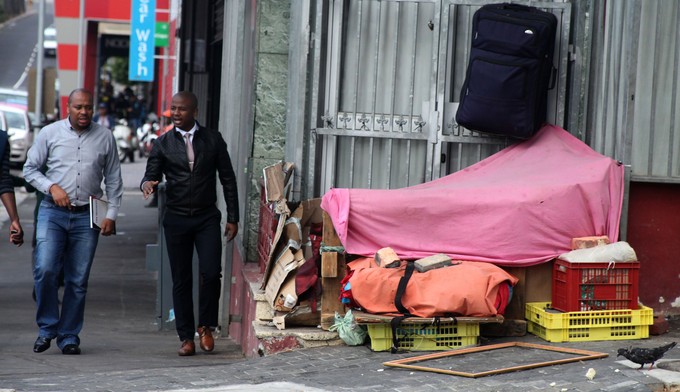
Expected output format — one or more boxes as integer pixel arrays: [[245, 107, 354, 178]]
[[141, 91, 239, 356]]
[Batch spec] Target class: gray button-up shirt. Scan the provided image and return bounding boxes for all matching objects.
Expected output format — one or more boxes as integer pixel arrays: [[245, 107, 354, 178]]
[[23, 119, 123, 220]]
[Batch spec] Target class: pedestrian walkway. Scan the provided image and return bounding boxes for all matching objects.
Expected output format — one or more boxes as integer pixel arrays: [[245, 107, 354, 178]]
[[1, 191, 679, 392]]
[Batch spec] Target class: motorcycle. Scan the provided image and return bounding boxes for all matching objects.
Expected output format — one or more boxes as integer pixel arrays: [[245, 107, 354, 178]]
[[136, 120, 159, 158], [112, 118, 139, 163]]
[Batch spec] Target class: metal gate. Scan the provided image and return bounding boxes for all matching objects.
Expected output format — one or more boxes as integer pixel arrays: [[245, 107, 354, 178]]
[[316, 0, 571, 192]]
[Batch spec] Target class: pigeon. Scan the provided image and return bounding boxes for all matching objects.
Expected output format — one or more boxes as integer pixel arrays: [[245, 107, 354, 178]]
[[617, 342, 676, 369]]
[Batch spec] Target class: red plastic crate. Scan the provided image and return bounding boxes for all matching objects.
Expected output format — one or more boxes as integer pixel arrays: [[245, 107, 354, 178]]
[[552, 259, 639, 312]]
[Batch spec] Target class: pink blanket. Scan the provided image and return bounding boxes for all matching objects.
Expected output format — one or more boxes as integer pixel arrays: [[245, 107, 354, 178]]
[[321, 125, 624, 267]]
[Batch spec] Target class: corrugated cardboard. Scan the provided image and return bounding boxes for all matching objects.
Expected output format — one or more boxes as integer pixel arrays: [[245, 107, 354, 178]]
[[265, 248, 305, 311], [262, 198, 324, 312], [262, 161, 295, 203], [260, 160, 322, 315], [272, 300, 320, 330], [260, 162, 295, 290]]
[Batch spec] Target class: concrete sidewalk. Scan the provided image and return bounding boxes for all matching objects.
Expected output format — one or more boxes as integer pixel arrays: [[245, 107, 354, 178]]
[[0, 189, 679, 391]]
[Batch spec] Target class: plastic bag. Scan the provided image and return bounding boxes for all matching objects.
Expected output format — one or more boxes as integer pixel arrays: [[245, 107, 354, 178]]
[[329, 309, 367, 346], [559, 241, 637, 263]]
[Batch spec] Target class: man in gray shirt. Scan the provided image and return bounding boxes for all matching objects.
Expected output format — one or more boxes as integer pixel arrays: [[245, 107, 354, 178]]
[[24, 88, 123, 355]]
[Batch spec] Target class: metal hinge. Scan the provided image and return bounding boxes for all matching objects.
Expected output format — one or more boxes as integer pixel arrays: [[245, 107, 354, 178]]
[[568, 44, 579, 63]]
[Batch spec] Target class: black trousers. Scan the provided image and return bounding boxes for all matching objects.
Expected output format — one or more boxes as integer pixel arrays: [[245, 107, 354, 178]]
[[163, 207, 222, 341]]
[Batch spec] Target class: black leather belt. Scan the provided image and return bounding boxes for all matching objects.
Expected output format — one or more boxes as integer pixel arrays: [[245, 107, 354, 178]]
[[44, 200, 90, 213], [68, 204, 90, 213]]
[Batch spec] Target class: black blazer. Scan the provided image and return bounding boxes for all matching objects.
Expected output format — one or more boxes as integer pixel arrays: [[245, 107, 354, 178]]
[[141, 125, 239, 223]]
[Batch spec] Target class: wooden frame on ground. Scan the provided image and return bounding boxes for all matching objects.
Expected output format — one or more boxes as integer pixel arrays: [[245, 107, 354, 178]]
[[383, 341, 608, 378]]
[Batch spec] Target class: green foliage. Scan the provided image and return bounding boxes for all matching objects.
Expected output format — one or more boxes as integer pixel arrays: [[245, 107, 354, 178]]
[[106, 57, 130, 85]]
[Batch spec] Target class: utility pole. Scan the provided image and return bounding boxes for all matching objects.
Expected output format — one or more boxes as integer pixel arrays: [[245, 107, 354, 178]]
[[77, 0, 85, 86], [35, 0, 45, 124]]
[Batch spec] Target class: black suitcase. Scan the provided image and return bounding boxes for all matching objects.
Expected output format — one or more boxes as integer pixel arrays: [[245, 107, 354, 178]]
[[455, 3, 558, 139]]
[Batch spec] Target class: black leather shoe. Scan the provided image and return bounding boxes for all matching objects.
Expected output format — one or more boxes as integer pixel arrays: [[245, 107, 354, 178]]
[[62, 344, 81, 355], [33, 337, 51, 353]]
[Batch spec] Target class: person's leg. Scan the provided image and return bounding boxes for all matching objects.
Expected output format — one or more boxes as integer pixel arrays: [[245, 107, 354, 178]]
[[194, 208, 222, 329], [57, 211, 99, 350], [33, 203, 68, 342], [163, 212, 197, 342], [33, 194, 65, 302]]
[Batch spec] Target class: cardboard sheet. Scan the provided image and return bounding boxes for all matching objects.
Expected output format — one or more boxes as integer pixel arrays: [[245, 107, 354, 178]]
[[263, 199, 324, 311]]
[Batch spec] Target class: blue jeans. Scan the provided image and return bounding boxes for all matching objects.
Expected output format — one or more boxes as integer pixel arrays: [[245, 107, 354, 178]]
[[33, 200, 99, 349]]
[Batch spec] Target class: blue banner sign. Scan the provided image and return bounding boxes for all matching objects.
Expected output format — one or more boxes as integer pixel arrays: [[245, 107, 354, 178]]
[[129, 0, 157, 81]]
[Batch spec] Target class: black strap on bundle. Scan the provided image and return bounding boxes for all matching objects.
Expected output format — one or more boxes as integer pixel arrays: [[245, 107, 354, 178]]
[[394, 261, 415, 315], [390, 261, 416, 353]]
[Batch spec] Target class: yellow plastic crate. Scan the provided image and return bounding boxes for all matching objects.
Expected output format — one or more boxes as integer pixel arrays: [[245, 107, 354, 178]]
[[528, 321, 649, 342], [367, 322, 479, 352], [525, 302, 653, 330]]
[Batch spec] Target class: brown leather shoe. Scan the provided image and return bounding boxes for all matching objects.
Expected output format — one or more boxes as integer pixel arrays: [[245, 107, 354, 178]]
[[197, 326, 214, 352], [178, 339, 195, 356]]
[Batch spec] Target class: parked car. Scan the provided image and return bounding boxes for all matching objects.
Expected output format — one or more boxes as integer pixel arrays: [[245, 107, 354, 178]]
[[0, 88, 28, 108], [0, 87, 56, 131], [0, 104, 33, 168], [43, 25, 57, 57]]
